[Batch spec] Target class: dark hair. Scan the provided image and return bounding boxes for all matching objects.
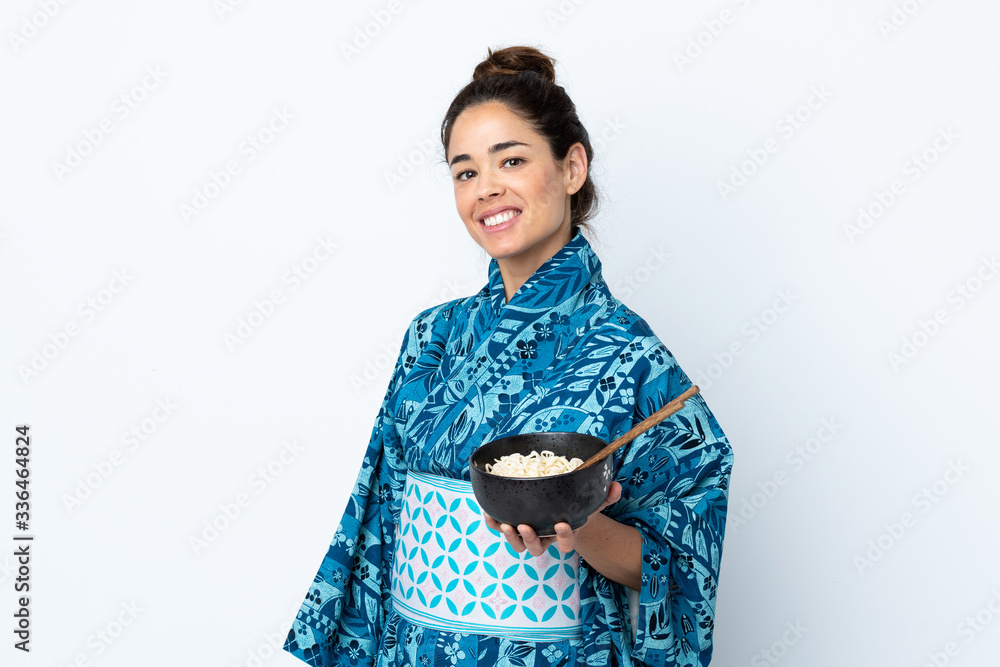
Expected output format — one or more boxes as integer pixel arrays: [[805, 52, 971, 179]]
[[440, 45, 599, 235]]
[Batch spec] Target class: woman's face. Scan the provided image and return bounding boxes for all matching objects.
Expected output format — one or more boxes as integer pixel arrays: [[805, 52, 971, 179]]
[[447, 102, 586, 271]]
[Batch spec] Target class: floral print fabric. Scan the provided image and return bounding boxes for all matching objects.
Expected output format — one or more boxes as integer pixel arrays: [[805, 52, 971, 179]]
[[283, 229, 734, 666]]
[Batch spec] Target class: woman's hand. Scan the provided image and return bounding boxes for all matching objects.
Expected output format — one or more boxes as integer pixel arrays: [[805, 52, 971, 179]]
[[482, 481, 622, 557]]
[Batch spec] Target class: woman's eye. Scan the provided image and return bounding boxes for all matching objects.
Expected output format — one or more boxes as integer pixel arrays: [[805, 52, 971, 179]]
[[454, 158, 521, 181]]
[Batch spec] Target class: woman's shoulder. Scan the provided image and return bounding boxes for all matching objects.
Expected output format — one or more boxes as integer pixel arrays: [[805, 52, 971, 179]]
[[589, 291, 678, 361], [595, 296, 731, 447], [397, 289, 486, 354], [584, 291, 698, 405], [407, 291, 479, 329]]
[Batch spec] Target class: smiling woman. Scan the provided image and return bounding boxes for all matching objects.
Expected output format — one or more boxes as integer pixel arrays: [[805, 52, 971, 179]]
[[447, 100, 583, 304], [283, 45, 733, 667], [443, 48, 596, 305]]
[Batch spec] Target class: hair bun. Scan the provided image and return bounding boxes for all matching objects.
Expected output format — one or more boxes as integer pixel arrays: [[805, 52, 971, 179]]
[[472, 45, 557, 84]]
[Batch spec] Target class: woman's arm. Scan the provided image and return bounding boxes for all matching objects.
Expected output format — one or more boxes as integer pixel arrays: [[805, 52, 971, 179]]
[[483, 481, 643, 591], [570, 505, 643, 591]]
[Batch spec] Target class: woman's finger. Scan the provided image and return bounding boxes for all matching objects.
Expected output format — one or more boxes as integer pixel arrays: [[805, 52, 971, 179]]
[[517, 524, 547, 557], [598, 481, 623, 511], [483, 513, 503, 534], [500, 523, 526, 552], [553, 522, 576, 553]]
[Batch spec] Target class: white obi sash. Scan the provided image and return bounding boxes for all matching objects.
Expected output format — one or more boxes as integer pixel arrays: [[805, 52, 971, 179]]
[[390, 470, 583, 642]]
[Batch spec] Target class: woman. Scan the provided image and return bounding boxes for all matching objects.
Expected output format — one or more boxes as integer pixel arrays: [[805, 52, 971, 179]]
[[283, 45, 733, 666]]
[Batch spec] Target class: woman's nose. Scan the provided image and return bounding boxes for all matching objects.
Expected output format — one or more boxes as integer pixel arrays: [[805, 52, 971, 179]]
[[476, 168, 504, 200]]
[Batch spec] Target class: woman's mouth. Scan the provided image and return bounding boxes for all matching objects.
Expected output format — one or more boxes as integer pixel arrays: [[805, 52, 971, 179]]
[[480, 209, 521, 233]]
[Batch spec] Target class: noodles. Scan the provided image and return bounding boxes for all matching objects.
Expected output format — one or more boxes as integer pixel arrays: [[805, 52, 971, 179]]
[[484, 450, 583, 477]]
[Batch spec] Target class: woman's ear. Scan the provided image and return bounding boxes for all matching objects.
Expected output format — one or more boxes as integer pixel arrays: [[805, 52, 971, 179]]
[[566, 142, 588, 195]]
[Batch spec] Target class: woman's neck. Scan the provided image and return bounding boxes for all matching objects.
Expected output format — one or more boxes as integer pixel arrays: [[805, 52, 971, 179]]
[[497, 225, 574, 304]]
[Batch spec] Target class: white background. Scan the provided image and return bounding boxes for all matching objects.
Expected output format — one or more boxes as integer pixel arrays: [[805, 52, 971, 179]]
[[2, 1, 999, 666]]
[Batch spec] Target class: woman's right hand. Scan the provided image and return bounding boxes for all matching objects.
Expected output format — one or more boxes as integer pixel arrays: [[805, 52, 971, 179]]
[[482, 481, 623, 557]]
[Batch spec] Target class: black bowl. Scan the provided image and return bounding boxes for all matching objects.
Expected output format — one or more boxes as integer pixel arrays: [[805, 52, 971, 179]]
[[469, 432, 614, 538]]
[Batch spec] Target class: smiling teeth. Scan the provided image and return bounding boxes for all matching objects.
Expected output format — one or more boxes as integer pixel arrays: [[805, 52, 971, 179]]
[[483, 210, 520, 226]]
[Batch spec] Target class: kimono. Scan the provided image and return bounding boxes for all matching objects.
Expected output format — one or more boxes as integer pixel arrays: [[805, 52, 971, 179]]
[[283, 229, 733, 666]]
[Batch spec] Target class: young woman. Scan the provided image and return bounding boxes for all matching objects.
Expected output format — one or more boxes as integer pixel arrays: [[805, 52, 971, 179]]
[[283, 45, 733, 667]]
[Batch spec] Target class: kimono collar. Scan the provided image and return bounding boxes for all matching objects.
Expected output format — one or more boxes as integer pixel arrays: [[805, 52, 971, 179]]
[[485, 228, 601, 318]]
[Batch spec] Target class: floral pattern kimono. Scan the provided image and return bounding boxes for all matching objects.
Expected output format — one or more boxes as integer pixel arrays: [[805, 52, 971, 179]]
[[283, 229, 733, 666]]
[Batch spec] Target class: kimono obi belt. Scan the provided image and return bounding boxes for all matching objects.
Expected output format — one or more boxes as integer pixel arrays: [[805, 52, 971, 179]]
[[390, 470, 583, 642]]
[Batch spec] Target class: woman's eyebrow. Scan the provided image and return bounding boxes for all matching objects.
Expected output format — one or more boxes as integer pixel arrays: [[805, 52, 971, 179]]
[[449, 140, 530, 167]]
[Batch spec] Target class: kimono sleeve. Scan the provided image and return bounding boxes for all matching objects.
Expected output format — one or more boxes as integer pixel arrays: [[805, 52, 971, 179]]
[[282, 323, 416, 667], [608, 379, 733, 667]]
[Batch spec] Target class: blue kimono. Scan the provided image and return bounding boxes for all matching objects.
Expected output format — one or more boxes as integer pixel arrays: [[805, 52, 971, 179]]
[[283, 229, 733, 666]]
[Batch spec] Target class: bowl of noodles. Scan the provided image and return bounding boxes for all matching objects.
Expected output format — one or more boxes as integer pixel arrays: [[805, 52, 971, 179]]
[[469, 431, 614, 538]]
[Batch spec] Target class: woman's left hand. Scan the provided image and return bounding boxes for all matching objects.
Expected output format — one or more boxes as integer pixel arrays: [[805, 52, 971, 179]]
[[483, 481, 622, 557]]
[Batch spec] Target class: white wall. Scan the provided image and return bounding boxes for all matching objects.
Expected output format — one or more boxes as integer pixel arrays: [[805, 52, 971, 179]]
[[2, 1, 998, 665]]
